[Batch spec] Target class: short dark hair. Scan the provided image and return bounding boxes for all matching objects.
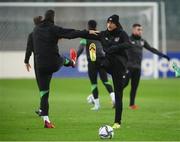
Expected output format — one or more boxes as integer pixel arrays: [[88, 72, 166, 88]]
[[44, 9, 55, 22], [132, 23, 142, 28], [88, 20, 97, 30]]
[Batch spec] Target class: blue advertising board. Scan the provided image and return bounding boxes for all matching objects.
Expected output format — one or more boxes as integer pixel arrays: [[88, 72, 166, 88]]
[[53, 52, 180, 78]]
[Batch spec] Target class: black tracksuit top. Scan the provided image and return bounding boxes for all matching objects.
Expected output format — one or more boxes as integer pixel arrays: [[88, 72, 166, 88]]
[[32, 20, 87, 68], [127, 34, 168, 69], [25, 24, 130, 69], [83, 28, 130, 67], [77, 39, 105, 62], [24, 32, 33, 64]]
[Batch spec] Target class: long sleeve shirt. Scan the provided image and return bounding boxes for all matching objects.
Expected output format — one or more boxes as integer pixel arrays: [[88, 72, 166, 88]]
[[127, 34, 169, 69]]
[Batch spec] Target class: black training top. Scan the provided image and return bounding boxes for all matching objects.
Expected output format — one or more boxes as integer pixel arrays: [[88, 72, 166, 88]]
[[127, 34, 169, 69], [82, 28, 131, 68], [32, 20, 87, 68], [77, 38, 105, 62], [24, 32, 33, 64]]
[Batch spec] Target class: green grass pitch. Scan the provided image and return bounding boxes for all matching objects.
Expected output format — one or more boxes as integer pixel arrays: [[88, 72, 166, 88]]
[[0, 78, 180, 141]]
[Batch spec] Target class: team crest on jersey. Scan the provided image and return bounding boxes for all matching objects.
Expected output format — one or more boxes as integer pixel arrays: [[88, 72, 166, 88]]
[[140, 41, 144, 46], [114, 37, 120, 42], [105, 37, 108, 40], [131, 41, 135, 44]]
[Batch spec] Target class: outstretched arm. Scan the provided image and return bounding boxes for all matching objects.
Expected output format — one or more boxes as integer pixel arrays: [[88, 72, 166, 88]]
[[53, 26, 100, 40], [144, 40, 170, 60], [24, 33, 33, 72], [62, 29, 100, 40], [105, 42, 132, 53]]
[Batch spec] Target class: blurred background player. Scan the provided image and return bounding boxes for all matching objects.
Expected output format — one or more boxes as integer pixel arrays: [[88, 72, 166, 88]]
[[77, 20, 115, 111], [123, 23, 170, 110]]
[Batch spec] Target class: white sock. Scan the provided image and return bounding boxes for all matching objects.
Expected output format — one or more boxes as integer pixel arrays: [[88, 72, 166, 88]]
[[94, 98, 100, 108], [42, 116, 50, 123], [110, 92, 115, 104]]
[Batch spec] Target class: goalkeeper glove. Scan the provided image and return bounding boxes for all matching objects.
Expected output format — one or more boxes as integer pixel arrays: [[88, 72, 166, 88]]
[[172, 62, 180, 77]]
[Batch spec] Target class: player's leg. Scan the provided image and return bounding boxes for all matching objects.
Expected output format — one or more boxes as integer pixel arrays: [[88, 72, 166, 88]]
[[62, 48, 77, 68], [108, 58, 126, 129], [39, 73, 51, 117], [63, 57, 75, 67], [70, 48, 77, 63], [123, 69, 131, 88], [129, 68, 141, 109], [99, 68, 115, 106], [38, 71, 54, 128], [36, 67, 59, 128], [111, 71, 124, 129], [34, 66, 42, 116], [88, 61, 99, 110]]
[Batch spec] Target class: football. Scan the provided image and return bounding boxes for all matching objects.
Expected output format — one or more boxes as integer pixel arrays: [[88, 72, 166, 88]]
[[99, 125, 114, 139], [86, 94, 94, 104]]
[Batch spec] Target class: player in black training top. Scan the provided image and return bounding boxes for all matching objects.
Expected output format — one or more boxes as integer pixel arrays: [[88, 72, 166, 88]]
[[123, 23, 170, 110], [24, 16, 75, 72], [24, 16, 43, 71], [80, 15, 135, 129], [24, 15, 78, 124], [24, 10, 97, 128], [77, 20, 115, 111]]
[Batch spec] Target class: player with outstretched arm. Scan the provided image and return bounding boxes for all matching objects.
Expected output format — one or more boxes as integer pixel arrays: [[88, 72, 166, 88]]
[[24, 10, 98, 128], [80, 14, 135, 129], [123, 23, 170, 110]]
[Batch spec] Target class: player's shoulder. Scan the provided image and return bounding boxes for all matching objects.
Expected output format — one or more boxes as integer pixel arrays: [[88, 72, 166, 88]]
[[116, 28, 126, 33], [53, 24, 63, 30], [28, 32, 33, 37], [116, 29, 128, 38], [141, 38, 148, 44]]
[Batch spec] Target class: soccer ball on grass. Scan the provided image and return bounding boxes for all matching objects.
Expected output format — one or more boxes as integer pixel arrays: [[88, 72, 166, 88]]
[[99, 125, 114, 139]]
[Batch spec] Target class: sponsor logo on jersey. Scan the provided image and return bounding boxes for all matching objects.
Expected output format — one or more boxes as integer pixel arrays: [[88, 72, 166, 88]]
[[140, 41, 144, 46], [114, 37, 120, 42], [131, 41, 135, 44]]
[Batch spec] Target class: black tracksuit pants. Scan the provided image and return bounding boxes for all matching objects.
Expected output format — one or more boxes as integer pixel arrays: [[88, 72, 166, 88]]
[[123, 67, 141, 106], [88, 59, 113, 99], [34, 56, 73, 116], [101, 56, 127, 124], [34, 65, 60, 116], [111, 60, 126, 124]]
